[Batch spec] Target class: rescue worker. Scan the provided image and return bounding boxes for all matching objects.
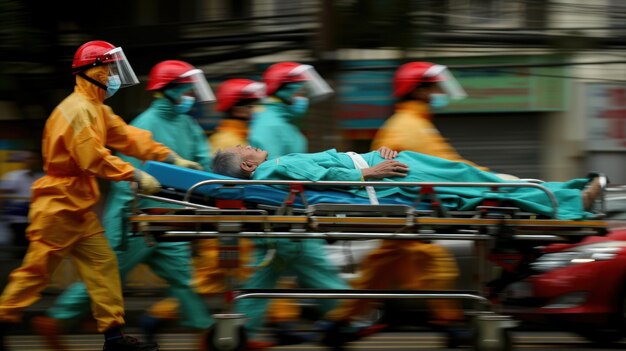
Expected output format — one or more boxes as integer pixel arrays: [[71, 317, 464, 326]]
[[209, 78, 266, 150], [214, 65, 348, 346], [0, 41, 202, 351], [372, 61, 487, 169], [29, 59, 216, 350], [209, 78, 309, 345], [144, 78, 307, 348], [249, 61, 333, 159], [332, 62, 476, 347]]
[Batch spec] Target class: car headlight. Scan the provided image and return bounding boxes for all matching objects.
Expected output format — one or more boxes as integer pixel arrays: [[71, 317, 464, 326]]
[[530, 241, 626, 273]]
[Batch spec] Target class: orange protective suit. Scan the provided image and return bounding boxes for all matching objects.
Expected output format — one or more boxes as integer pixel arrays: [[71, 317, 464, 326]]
[[0, 66, 172, 332], [371, 100, 487, 170], [329, 100, 470, 324], [149, 118, 300, 323]]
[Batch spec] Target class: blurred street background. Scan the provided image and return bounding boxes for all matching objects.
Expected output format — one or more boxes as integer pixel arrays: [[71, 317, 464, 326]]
[[0, 0, 625, 349]]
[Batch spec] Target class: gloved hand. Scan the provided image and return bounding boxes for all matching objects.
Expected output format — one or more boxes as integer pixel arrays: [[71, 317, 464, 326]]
[[167, 153, 203, 170], [133, 169, 161, 195]]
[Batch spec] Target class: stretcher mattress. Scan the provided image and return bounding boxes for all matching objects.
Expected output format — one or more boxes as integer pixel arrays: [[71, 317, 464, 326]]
[[144, 161, 424, 208]]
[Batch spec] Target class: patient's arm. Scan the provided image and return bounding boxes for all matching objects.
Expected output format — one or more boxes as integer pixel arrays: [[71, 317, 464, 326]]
[[361, 160, 408, 180]]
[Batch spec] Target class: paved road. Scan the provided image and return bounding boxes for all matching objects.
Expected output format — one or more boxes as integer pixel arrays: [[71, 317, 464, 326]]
[[6, 331, 626, 351]]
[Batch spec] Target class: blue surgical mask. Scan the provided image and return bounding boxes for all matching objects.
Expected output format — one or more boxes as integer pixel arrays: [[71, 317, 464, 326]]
[[429, 93, 449, 110], [174, 95, 196, 114], [288, 96, 309, 117], [275, 82, 306, 102], [105, 75, 121, 99]]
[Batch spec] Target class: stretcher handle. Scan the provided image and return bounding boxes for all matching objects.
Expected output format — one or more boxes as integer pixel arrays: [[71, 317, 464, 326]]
[[233, 289, 490, 311], [184, 180, 560, 218], [137, 193, 217, 209], [159, 231, 492, 241]]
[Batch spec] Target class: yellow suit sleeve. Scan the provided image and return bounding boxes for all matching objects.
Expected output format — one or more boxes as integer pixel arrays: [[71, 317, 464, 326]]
[[105, 110, 173, 163], [65, 114, 138, 181]]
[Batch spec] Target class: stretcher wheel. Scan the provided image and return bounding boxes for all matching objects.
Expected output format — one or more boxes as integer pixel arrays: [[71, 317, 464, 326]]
[[203, 325, 247, 351], [471, 328, 512, 351]]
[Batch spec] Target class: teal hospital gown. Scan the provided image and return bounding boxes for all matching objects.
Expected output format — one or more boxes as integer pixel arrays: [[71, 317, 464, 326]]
[[252, 149, 591, 220]]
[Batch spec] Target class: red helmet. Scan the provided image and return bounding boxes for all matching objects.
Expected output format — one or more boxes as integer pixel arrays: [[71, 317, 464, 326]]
[[147, 60, 196, 91], [393, 62, 447, 98], [71, 40, 118, 74], [263, 62, 309, 96], [216, 79, 266, 112]]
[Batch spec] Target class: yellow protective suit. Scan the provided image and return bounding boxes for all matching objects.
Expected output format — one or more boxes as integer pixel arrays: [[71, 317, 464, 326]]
[[330, 100, 472, 325], [0, 66, 172, 332], [149, 118, 299, 323], [371, 100, 488, 170], [326, 241, 461, 322]]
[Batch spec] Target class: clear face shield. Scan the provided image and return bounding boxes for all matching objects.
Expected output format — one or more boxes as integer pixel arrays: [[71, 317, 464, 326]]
[[103, 47, 139, 87], [425, 65, 467, 100], [289, 64, 334, 100], [178, 69, 216, 103]]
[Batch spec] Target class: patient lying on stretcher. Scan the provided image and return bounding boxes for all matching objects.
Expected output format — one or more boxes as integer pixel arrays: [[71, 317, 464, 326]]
[[211, 145, 603, 220]]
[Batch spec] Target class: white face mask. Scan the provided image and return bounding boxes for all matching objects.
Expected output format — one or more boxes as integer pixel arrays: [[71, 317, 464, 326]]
[[105, 75, 121, 99]]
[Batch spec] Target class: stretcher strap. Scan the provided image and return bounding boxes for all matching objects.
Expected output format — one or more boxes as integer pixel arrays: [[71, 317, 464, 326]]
[[346, 152, 379, 205]]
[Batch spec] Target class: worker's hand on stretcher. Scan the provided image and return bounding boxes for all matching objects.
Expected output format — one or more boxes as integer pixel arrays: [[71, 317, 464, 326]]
[[133, 169, 162, 195], [377, 146, 399, 159], [167, 153, 203, 171], [362, 160, 409, 179]]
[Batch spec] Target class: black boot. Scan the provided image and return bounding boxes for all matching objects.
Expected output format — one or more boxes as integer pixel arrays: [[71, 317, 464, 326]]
[[138, 314, 163, 345], [271, 322, 316, 346], [102, 335, 159, 351], [0, 322, 12, 351]]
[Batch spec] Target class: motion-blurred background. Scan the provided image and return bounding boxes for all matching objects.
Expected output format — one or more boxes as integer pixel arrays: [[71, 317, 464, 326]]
[[2, 0, 625, 180], [0, 0, 625, 291]]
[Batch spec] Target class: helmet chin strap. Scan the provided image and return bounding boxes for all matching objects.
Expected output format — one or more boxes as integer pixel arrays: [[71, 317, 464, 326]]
[[78, 72, 107, 91], [161, 90, 179, 105]]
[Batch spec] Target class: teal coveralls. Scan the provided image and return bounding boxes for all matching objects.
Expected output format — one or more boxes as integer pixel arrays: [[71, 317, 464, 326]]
[[242, 97, 349, 337], [47, 97, 214, 330], [249, 99, 307, 160]]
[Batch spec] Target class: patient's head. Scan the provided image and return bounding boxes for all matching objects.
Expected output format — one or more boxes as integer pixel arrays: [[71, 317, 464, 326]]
[[212, 145, 268, 179]]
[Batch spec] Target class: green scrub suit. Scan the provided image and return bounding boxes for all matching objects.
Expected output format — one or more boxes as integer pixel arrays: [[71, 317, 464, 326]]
[[47, 97, 214, 330], [242, 97, 348, 337], [249, 99, 307, 159], [252, 149, 592, 220]]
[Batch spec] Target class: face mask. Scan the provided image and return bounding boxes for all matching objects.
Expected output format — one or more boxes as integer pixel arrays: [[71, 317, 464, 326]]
[[429, 93, 449, 110], [105, 75, 121, 99], [275, 82, 306, 102], [174, 95, 196, 114], [288, 96, 309, 117]]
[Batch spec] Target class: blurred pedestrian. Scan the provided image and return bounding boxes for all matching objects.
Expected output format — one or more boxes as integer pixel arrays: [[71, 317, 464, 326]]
[[0, 150, 43, 257], [0, 40, 200, 351], [30, 59, 215, 350]]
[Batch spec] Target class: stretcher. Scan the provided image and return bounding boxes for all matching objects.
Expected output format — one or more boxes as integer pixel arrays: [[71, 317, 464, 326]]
[[129, 162, 609, 351]]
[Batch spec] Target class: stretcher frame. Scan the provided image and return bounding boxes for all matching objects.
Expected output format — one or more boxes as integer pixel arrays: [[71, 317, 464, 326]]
[[129, 178, 608, 351]]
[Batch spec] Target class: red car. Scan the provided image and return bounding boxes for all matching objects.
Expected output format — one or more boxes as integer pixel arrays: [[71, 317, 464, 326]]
[[499, 187, 626, 344]]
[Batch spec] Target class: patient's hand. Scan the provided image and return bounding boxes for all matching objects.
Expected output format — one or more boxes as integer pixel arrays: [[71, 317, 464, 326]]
[[362, 160, 409, 179], [377, 146, 398, 159]]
